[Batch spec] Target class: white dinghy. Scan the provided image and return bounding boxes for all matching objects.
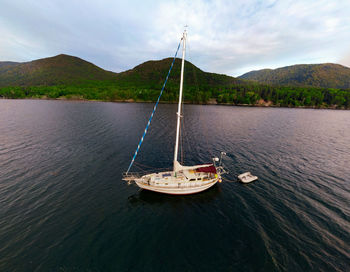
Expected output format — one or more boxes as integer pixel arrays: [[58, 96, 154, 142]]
[[238, 172, 258, 183], [123, 29, 226, 195]]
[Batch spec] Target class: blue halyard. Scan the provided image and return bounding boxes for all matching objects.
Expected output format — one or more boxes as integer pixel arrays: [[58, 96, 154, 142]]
[[126, 40, 182, 174]]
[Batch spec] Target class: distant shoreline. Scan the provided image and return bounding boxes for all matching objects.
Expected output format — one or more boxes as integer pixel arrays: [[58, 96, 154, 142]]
[[1, 96, 347, 110]]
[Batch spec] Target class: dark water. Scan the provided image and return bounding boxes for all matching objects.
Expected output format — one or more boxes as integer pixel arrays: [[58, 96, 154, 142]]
[[0, 99, 349, 271]]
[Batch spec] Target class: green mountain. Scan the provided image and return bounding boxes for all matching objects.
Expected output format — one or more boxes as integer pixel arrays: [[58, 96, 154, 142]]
[[114, 57, 245, 102], [117, 58, 241, 87], [0, 55, 242, 89], [239, 63, 350, 89], [0, 54, 349, 108], [0, 54, 116, 87], [0, 61, 19, 68]]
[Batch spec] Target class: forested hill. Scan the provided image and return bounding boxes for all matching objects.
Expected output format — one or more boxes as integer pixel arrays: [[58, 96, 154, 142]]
[[0, 55, 242, 89], [116, 58, 242, 88], [239, 63, 350, 89], [0, 54, 349, 109], [0, 54, 116, 87], [111, 57, 250, 102], [0, 61, 19, 68]]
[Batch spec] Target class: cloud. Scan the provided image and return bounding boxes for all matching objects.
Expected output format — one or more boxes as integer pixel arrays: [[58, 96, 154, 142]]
[[1, 0, 350, 76], [153, 0, 350, 75], [339, 51, 350, 68]]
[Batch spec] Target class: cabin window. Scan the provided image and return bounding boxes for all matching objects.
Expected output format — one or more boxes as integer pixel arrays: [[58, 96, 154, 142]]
[[189, 178, 196, 181], [197, 178, 202, 180]]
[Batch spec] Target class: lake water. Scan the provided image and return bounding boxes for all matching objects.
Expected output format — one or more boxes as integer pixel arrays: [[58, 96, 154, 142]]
[[0, 99, 349, 271]]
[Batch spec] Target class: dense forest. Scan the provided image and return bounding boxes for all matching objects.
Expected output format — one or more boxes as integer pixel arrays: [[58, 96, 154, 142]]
[[239, 63, 350, 89], [1, 80, 349, 109], [1, 55, 349, 109]]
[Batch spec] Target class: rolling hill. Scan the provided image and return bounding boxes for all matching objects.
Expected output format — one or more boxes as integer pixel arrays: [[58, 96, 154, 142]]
[[2, 54, 349, 90], [0, 54, 243, 89], [239, 63, 350, 89], [0, 61, 19, 68], [116, 57, 243, 88], [0, 54, 349, 108], [0, 54, 117, 87]]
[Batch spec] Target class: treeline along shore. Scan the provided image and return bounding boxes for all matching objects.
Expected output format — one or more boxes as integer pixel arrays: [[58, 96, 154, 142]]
[[1, 81, 349, 109], [0, 54, 349, 109]]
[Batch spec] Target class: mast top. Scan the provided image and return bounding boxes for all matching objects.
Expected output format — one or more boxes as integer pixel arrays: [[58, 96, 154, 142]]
[[182, 28, 187, 40]]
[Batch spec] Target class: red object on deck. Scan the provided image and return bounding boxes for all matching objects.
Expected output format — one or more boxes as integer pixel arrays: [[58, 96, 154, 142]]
[[195, 165, 217, 174]]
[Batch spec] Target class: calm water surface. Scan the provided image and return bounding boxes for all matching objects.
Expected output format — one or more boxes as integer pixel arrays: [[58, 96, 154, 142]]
[[0, 99, 349, 271]]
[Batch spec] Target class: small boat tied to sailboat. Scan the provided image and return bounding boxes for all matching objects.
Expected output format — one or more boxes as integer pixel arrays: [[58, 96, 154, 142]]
[[122, 29, 227, 195]]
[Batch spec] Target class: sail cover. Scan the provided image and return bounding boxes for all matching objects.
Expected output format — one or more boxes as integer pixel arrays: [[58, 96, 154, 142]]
[[195, 165, 217, 174]]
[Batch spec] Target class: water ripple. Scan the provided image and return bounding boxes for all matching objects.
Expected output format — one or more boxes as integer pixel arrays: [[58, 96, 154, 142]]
[[0, 100, 349, 271]]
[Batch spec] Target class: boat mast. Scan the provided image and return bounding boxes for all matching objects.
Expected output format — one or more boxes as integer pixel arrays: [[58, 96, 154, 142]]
[[173, 30, 186, 172]]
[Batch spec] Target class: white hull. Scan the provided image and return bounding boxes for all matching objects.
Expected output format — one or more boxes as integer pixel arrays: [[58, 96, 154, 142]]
[[238, 172, 258, 183], [135, 178, 218, 195]]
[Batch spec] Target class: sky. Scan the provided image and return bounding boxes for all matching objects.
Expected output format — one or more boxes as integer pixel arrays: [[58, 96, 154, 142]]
[[1, 0, 350, 76]]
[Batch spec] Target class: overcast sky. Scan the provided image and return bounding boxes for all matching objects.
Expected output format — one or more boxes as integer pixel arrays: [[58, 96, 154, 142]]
[[1, 0, 350, 76]]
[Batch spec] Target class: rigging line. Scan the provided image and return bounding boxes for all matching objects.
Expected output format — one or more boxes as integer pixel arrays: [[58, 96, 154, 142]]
[[180, 110, 184, 164], [179, 38, 187, 165], [181, 98, 191, 161], [182, 41, 194, 160], [180, 76, 184, 164], [132, 162, 154, 172], [126, 39, 182, 174], [133, 161, 171, 171], [132, 163, 144, 171], [188, 35, 213, 159], [184, 37, 194, 148], [222, 176, 237, 183], [181, 94, 189, 164]]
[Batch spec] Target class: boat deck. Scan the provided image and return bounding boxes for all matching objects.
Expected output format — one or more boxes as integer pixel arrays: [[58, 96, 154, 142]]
[[138, 169, 217, 187]]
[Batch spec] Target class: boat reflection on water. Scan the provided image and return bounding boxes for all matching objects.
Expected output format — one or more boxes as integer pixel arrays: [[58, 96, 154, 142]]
[[128, 183, 222, 206]]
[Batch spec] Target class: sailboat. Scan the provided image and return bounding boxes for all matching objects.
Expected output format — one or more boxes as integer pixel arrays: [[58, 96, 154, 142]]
[[123, 30, 226, 195]]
